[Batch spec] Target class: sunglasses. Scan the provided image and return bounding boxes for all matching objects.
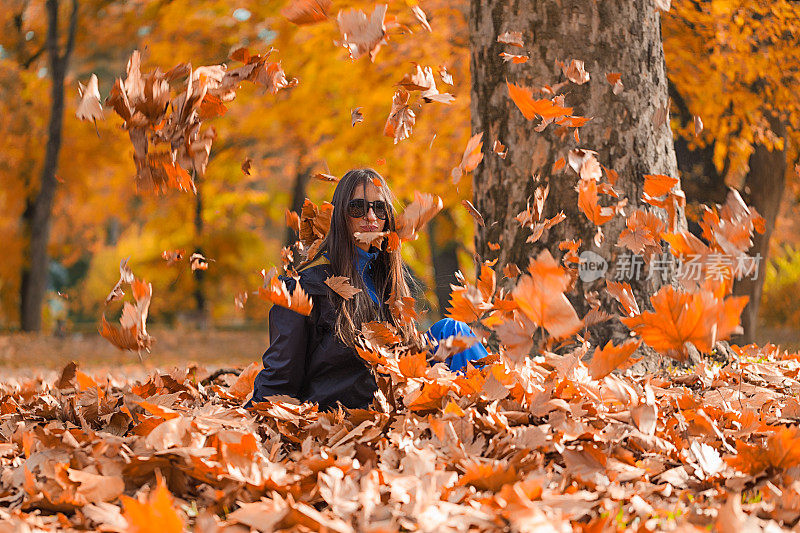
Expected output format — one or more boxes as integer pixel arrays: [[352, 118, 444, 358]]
[[347, 199, 389, 220]]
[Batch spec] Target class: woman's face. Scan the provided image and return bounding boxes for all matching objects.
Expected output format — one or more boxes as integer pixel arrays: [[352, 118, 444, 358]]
[[347, 181, 387, 252]]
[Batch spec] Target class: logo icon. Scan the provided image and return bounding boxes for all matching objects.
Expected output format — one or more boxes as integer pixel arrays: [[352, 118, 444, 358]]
[[578, 250, 608, 282]]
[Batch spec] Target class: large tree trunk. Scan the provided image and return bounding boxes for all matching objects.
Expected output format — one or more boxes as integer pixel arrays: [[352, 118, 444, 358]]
[[192, 174, 208, 329], [734, 116, 787, 343], [20, 0, 78, 331], [469, 0, 684, 344], [428, 210, 462, 317]]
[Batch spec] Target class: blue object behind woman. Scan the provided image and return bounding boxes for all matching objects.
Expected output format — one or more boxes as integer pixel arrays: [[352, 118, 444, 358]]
[[352, 247, 488, 372]]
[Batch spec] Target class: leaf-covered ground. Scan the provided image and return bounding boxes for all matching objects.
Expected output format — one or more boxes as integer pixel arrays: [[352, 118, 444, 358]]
[[1, 341, 800, 532]]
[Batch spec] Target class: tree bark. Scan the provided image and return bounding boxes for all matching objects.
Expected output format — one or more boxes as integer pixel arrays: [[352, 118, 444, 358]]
[[428, 210, 462, 317], [20, 0, 78, 331], [733, 116, 787, 343], [470, 0, 684, 344]]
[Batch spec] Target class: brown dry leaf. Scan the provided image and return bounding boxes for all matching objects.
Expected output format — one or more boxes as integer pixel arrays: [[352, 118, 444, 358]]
[[258, 275, 314, 316], [241, 157, 252, 175], [458, 132, 484, 173], [228, 362, 261, 401], [335, 5, 388, 61], [461, 199, 485, 227], [562, 59, 590, 84], [497, 31, 524, 47], [605, 280, 640, 317], [190, 252, 210, 271], [383, 89, 416, 144], [76, 74, 104, 122], [606, 72, 623, 94], [105, 258, 135, 305], [325, 276, 362, 300], [313, 172, 339, 182], [653, 98, 671, 128], [282, 0, 331, 25], [395, 191, 443, 241], [492, 139, 507, 159], [411, 5, 431, 31], [694, 115, 703, 136], [500, 52, 529, 64], [351, 107, 363, 126]]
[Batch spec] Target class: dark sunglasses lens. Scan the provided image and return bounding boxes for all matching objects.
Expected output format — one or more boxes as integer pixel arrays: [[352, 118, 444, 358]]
[[347, 199, 367, 218], [372, 201, 388, 220]]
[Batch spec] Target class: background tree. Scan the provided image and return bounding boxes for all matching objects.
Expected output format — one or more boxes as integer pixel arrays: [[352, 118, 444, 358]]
[[662, 0, 800, 342]]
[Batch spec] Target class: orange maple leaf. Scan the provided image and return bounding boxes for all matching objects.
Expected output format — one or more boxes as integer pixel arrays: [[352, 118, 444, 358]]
[[577, 178, 616, 226], [121, 477, 184, 533], [258, 276, 313, 316], [506, 81, 573, 120], [643, 174, 679, 197], [620, 285, 747, 360], [512, 250, 582, 339], [587, 338, 642, 380]]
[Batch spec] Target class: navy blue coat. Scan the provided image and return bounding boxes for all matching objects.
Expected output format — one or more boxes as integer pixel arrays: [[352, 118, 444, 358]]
[[248, 256, 378, 411]]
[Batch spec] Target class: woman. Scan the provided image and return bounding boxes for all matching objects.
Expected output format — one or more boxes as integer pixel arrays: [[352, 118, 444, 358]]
[[249, 168, 487, 410]]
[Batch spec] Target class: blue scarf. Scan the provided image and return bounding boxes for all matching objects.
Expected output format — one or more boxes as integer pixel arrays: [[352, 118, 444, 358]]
[[355, 247, 380, 305]]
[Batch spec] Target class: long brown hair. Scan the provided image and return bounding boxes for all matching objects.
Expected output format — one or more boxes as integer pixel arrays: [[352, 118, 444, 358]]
[[310, 168, 413, 347]]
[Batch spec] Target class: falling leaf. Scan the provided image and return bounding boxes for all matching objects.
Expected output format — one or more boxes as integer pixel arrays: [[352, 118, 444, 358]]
[[655, 0, 672, 10], [653, 98, 671, 128], [512, 250, 582, 339], [577, 179, 616, 225], [100, 278, 153, 354], [190, 253, 210, 271], [282, 0, 331, 25], [497, 31, 524, 47], [621, 285, 748, 360], [161, 249, 185, 266], [492, 140, 507, 159], [313, 172, 340, 182], [351, 107, 364, 126], [335, 5, 388, 61], [395, 191, 443, 241], [410, 5, 431, 31], [462, 199, 485, 227], [399, 65, 455, 104], [606, 72, 623, 94], [234, 291, 248, 310], [105, 258, 135, 305], [500, 52, 529, 64], [439, 65, 453, 85], [384, 89, 416, 144], [285, 209, 300, 234], [241, 157, 252, 175], [562, 59, 590, 84], [458, 132, 484, 173], [693, 115, 703, 136], [507, 82, 573, 121], [258, 275, 314, 316], [325, 276, 362, 300], [76, 74, 104, 122], [643, 174, 679, 197]]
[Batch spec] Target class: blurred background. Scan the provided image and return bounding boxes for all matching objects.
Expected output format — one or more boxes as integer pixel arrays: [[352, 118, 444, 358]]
[[1, 0, 799, 370]]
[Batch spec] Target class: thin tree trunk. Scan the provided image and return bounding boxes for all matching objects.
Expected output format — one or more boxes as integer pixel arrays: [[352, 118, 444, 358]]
[[20, 0, 78, 331], [285, 164, 312, 248], [733, 116, 787, 343], [470, 0, 684, 345], [428, 210, 461, 318], [193, 174, 208, 329]]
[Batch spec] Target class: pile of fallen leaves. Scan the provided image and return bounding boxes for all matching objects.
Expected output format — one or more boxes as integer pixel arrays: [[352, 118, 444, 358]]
[[1, 340, 800, 531]]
